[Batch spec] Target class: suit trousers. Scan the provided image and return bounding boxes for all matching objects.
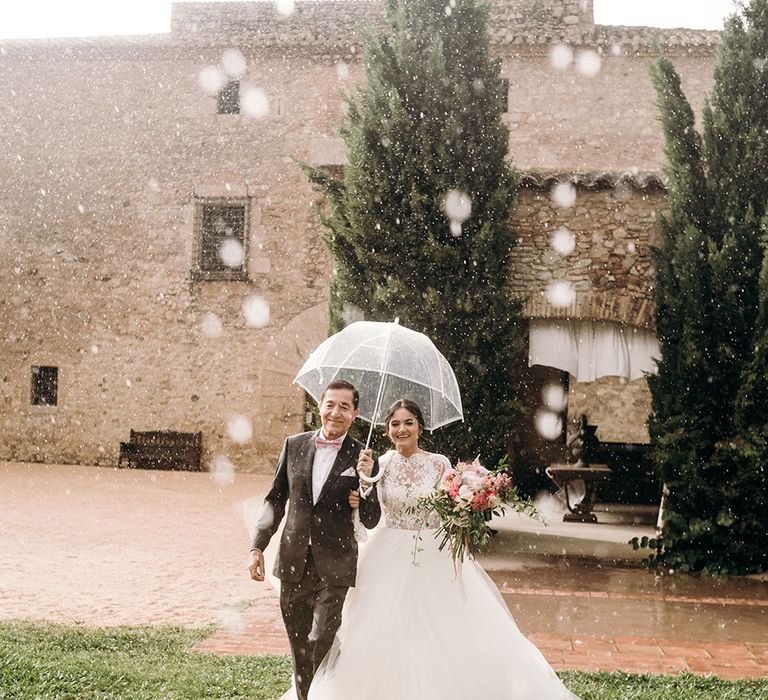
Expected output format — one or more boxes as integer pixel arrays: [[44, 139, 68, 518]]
[[279, 546, 349, 700]]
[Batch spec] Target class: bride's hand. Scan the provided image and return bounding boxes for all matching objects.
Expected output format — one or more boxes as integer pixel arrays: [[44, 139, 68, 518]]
[[357, 449, 374, 479], [348, 490, 360, 509]]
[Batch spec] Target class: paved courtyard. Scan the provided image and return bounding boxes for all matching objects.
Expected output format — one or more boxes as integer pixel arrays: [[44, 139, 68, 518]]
[[1, 462, 767, 680]]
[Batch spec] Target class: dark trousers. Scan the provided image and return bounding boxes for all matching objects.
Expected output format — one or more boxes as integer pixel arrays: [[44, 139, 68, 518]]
[[279, 547, 348, 700]]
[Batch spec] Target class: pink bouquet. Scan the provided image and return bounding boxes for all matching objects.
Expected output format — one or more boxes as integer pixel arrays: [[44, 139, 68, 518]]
[[416, 456, 538, 563]]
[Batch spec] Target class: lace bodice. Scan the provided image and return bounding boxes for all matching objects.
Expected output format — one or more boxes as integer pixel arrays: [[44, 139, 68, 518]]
[[378, 450, 451, 530]]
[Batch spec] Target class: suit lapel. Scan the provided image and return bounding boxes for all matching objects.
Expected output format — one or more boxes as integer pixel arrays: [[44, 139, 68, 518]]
[[316, 435, 355, 505], [296, 431, 316, 502]]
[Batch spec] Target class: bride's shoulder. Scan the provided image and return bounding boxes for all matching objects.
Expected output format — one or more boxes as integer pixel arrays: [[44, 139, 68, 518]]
[[378, 450, 397, 466]]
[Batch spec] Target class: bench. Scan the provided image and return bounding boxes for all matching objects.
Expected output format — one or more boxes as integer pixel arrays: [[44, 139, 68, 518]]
[[119, 430, 203, 471]]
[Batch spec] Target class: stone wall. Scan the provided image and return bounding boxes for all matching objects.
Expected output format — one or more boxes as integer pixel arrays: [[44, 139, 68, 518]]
[[0, 1, 720, 471], [510, 178, 665, 329], [567, 375, 651, 444], [0, 39, 339, 471]]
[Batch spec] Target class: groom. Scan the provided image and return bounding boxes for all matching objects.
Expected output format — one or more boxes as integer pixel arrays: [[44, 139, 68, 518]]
[[248, 379, 381, 700]]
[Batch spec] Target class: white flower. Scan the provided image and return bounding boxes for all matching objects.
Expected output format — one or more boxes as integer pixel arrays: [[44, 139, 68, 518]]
[[458, 484, 475, 502], [462, 473, 484, 490]]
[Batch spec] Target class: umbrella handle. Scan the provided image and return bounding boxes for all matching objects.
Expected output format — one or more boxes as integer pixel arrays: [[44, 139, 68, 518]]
[[358, 465, 386, 484]]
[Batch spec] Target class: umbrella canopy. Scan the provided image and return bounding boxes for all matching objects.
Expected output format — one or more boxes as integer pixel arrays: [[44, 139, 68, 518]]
[[294, 320, 463, 432]]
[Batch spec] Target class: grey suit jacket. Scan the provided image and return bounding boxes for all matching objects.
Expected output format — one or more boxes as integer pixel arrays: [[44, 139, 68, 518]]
[[250, 430, 381, 587]]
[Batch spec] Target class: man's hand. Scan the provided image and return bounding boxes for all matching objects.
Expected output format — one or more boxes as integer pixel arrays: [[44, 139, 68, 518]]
[[357, 449, 374, 479], [248, 548, 265, 582], [348, 489, 361, 509]]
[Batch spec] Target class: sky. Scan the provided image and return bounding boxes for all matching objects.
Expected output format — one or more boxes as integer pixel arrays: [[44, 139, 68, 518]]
[[0, 0, 743, 40]]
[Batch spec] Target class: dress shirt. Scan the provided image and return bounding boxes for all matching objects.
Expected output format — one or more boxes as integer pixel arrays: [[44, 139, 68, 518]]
[[312, 430, 347, 504]]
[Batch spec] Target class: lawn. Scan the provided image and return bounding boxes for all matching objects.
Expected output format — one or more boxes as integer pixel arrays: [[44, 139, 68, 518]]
[[1, 621, 766, 700]]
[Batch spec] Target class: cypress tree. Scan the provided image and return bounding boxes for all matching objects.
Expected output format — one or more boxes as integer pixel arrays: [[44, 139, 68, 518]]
[[303, 0, 525, 464], [648, 1, 768, 574]]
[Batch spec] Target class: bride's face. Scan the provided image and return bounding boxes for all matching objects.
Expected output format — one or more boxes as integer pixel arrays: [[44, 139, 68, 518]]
[[387, 407, 421, 453]]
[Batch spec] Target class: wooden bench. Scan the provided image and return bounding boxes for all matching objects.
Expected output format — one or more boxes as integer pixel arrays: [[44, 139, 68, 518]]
[[119, 430, 203, 471]]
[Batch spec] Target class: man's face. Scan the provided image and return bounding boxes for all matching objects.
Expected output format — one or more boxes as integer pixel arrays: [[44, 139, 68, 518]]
[[319, 388, 359, 440]]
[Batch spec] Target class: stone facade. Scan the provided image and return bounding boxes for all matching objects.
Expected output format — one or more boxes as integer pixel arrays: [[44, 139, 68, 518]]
[[0, 1, 720, 472]]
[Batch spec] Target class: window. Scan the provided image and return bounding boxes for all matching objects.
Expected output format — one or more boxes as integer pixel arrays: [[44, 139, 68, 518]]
[[31, 366, 58, 406], [193, 199, 249, 281], [218, 80, 240, 114]]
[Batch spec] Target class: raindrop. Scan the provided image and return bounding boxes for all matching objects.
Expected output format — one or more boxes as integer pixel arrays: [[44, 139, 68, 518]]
[[222, 49, 247, 79], [147, 178, 160, 192], [550, 226, 576, 255], [445, 5, 452, 16], [627, 241, 637, 253], [126, 379, 132, 388], [211, 455, 236, 485], [576, 50, 601, 78], [542, 383, 567, 412], [242, 295, 271, 327], [341, 303, 365, 324], [219, 238, 245, 268], [551, 181, 576, 209], [274, 0, 295, 16], [90, 344, 99, 354], [610, 43, 622, 57], [241, 87, 269, 118], [227, 414, 253, 444], [201, 312, 223, 338], [77, 204, 85, 214], [549, 44, 573, 71], [217, 606, 245, 634], [336, 62, 350, 80], [546, 280, 576, 308], [443, 190, 472, 222], [535, 410, 562, 440], [198, 65, 227, 96], [472, 78, 484, 93], [753, 57, 766, 71]]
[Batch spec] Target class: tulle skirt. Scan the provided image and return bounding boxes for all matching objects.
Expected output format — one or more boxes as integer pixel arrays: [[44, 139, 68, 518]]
[[305, 525, 579, 700]]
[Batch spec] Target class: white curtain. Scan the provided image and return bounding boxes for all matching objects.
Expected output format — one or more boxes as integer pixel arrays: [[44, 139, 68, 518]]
[[528, 319, 659, 382]]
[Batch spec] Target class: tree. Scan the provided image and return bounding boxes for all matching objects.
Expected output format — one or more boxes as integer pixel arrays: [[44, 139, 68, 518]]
[[647, 1, 768, 574], [303, 0, 525, 464]]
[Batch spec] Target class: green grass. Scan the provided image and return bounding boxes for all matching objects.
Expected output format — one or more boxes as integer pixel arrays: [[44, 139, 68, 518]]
[[1, 621, 766, 699], [560, 670, 768, 699], [0, 622, 291, 699]]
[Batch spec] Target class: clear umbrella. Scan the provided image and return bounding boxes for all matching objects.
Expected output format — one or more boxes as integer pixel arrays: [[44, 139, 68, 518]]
[[294, 318, 463, 450]]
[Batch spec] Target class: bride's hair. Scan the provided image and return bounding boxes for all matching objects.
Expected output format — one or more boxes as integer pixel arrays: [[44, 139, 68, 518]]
[[383, 399, 426, 434]]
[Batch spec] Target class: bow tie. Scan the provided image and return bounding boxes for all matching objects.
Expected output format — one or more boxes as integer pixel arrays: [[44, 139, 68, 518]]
[[315, 435, 344, 450]]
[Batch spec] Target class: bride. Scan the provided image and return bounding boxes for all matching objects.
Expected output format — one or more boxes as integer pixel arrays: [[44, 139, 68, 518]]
[[306, 398, 579, 699]]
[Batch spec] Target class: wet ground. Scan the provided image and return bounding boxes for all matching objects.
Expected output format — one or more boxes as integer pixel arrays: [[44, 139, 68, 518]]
[[2, 462, 766, 679]]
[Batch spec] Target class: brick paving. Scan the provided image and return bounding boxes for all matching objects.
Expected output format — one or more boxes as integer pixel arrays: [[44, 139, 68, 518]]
[[194, 587, 768, 680], [2, 463, 766, 682]]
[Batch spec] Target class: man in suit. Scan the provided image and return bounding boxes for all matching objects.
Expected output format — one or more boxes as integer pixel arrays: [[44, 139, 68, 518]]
[[248, 379, 381, 700]]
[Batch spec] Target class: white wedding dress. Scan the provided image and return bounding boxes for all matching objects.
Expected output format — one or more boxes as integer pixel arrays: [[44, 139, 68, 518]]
[[306, 450, 580, 700]]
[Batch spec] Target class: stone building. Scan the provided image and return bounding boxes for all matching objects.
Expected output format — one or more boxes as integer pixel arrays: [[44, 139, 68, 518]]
[[0, 1, 720, 481]]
